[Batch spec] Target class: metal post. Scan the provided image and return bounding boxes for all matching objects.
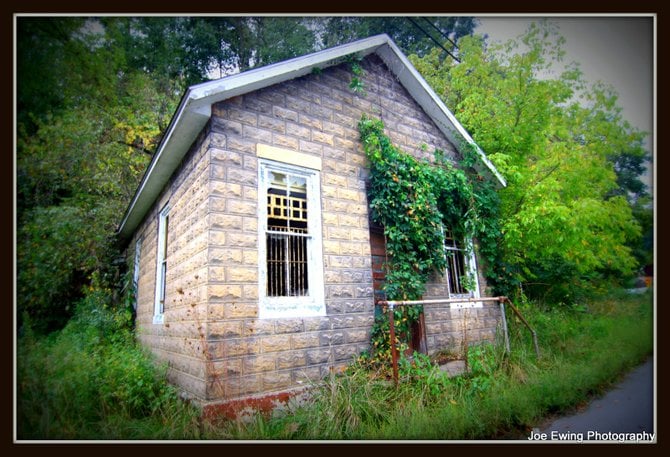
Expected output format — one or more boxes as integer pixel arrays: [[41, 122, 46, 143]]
[[419, 311, 428, 354], [499, 298, 511, 354], [388, 303, 399, 385], [504, 297, 541, 359]]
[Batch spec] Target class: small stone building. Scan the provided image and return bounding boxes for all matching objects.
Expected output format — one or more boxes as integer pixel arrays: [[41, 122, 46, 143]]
[[117, 34, 507, 414]]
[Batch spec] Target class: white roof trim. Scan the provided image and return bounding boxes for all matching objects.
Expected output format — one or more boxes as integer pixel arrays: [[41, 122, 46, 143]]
[[117, 34, 505, 240], [374, 39, 506, 186]]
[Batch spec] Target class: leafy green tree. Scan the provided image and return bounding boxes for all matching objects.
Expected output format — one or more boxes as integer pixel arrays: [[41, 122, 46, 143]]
[[411, 21, 646, 302], [16, 18, 181, 333], [176, 17, 317, 76], [17, 18, 90, 133], [182, 15, 473, 76]]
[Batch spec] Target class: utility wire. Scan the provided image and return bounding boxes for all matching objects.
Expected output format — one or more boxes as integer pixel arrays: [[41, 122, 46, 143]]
[[421, 17, 459, 51], [406, 17, 460, 63]]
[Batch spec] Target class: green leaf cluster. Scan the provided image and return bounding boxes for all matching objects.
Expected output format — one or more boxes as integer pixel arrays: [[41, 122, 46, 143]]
[[17, 282, 198, 439], [17, 19, 179, 333], [362, 115, 449, 300], [320, 16, 476, 57]]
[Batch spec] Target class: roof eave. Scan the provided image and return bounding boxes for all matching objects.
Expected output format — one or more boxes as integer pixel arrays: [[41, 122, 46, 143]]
[[116, 93, 210, 241], [117, 35, 391, 241], [374, 40, 507, 188], [117, 34, 506, 242]]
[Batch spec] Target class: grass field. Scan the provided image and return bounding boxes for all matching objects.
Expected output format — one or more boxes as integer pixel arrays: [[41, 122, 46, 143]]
[[16, 288, 653, 441]]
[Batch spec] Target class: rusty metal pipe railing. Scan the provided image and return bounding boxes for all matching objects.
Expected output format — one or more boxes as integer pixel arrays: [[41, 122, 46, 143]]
[[386, 302, 399, 385], [376, 296, 540, 384], [378, 296, 505, 307], [499, 299, 511, 354]]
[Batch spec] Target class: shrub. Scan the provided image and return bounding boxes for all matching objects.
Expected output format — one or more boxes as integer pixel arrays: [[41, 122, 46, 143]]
[[16, 284, 200, 439]]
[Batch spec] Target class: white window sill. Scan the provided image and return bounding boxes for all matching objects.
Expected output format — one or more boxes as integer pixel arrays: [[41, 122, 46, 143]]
[[449, 293, 483, 309]]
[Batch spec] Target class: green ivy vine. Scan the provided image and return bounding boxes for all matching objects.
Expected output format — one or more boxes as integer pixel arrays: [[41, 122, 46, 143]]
[[347, 54, 366, 95], [358, 115, 504, 367]]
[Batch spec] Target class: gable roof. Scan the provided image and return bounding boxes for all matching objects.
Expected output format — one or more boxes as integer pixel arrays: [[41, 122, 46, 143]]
[[117, 33, 506, 241]]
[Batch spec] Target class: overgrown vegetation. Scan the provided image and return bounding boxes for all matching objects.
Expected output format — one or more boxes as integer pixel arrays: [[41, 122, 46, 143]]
[[207, 289, 653, 440], [358, 115, 503, 364], [17, 288, 652, 440], [17, 278, 203, 439]]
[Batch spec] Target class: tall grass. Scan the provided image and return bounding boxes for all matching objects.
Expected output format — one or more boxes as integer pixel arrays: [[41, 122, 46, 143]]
[[211, 289, 653, 440], [16, 288, 652, 440]]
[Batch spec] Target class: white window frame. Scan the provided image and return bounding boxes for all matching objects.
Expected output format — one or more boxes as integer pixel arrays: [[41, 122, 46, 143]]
[[153, 205, 169, 324], [258, 159, 325, 318], [442, 229, 481, 309], [133, 238, 142, 311]]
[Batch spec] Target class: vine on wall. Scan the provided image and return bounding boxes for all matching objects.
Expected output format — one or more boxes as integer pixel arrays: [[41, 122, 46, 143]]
[[358, 115, 503, 365]]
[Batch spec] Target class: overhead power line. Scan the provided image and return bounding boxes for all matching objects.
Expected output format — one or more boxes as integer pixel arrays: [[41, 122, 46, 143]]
[[421, 17, 459, 51], [406, 17, 460, 63]]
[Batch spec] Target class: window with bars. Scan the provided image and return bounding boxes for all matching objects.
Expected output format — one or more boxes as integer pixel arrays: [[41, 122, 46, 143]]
[[133, 238, 142, 310], [444, 229, 478, 298], [259, 160, 325, 318], [266, 171, 309, 297]]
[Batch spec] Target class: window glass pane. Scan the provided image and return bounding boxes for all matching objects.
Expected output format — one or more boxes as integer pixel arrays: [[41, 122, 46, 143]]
[[267, 172, 308, 233], [133, 241, 141, 309], [154, 206, 169, 322], [160, 261, 167, 310], [163, 215, 169, 252]]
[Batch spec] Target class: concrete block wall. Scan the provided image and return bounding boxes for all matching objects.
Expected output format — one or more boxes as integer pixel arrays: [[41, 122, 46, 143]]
[[203, 62, 377, 402], [423, 303, 503, 356], [422, 240, 501, 355], [131, 129, 212, 401]]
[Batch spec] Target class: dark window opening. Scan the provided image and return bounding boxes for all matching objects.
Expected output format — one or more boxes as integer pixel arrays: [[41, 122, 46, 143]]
[[159, 214, 169, 313]]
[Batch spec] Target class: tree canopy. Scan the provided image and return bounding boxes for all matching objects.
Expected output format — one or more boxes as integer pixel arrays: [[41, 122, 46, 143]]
[[411, 21, 651, 302]]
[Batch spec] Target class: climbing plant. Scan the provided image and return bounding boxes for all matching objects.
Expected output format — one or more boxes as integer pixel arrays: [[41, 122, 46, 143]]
[[347, 55, 366, 95], [358, 115, 503, 366]]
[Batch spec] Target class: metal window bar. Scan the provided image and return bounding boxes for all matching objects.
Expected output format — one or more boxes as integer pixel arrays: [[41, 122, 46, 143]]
[[265, 227, 309, 297], [445, 231, 468, 295], [266, 174, 310, 297]]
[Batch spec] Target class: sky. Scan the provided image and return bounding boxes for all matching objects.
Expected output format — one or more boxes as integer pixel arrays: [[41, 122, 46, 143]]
[[474, 15, 654, 190]]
